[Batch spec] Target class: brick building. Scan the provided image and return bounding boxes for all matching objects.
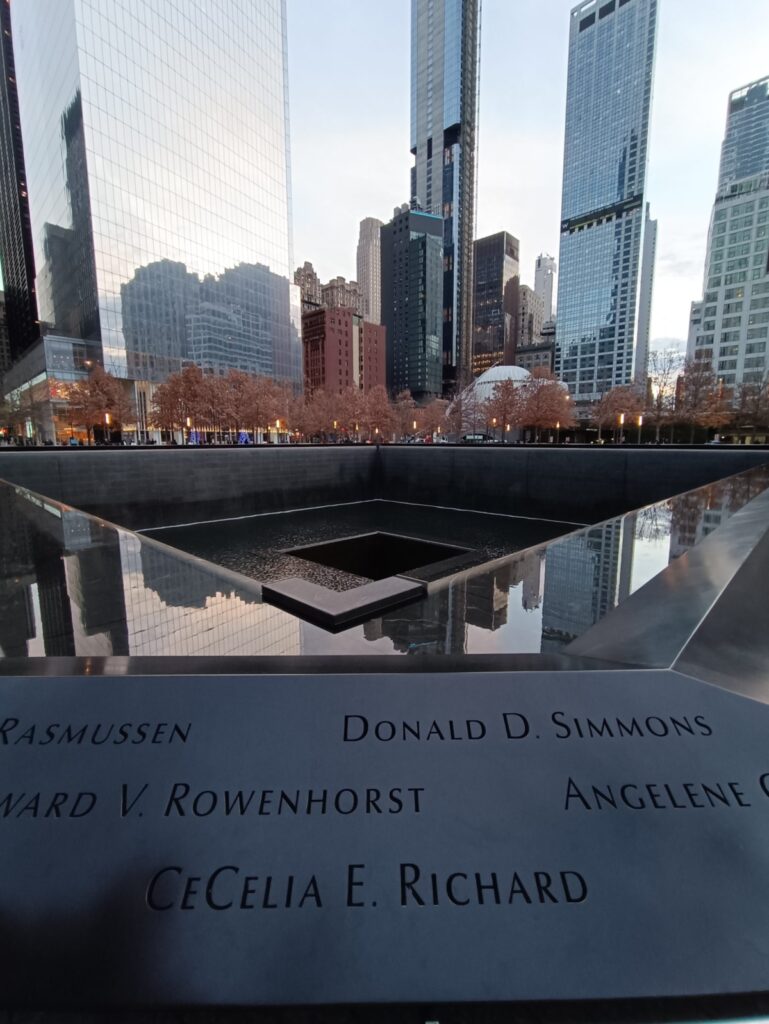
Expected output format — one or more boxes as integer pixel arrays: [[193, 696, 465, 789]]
[[302, 307, 385, 394]]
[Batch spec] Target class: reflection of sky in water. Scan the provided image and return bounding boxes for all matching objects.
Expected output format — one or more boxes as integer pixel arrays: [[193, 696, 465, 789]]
[[466, 583, 544, 654], [3, 466, 769, 660]]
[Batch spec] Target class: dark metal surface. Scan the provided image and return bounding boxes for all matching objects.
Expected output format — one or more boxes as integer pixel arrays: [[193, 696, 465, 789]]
[[3, 668, 769, 1008]]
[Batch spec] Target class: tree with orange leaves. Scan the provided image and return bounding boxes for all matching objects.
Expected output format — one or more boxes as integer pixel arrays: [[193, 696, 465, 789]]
[[520, 371, 575, 441]]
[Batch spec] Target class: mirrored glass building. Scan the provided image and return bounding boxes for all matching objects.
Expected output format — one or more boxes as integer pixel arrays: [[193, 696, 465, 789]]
[[410, 0, 480, 396], [687, 76, 769, 390], [5, 0, 301, 423], [555, 0, 658, 403]]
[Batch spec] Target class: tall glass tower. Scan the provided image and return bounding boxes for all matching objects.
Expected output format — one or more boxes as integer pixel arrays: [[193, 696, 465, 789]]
[[687, 76, 769, 389], [8, 0, 301, 393], [410, 0, 480, 396], [718, 77, 769, 189], [555, 0, 658, 402]]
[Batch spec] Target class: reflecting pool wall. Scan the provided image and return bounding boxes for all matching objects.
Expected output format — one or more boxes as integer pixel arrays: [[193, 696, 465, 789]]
[[1, 464, 767, 661]]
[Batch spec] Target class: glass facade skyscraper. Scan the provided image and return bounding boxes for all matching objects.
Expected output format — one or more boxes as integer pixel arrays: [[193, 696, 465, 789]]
[[555, 0, 658, 401], [381, 204, 443, 401], [0, 1, 38, 365], [410, 0, 480, 396], [471, 232, 520, 377], [718, 77, 769, 190], [687, 76, 769, 389], [9, 0, 300, 393]]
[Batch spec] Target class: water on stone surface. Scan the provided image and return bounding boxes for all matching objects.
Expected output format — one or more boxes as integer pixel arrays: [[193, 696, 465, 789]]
[[143, 501, 573, 591]]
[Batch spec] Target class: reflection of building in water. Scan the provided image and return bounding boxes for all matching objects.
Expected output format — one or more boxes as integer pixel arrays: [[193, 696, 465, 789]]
[[363, 553, 547, 653], [364, 583, 468, 655], [668, 481, 745, 560], [465, 565, 512, 631], [62, 530, 129, 656], [541, 521, 632, 650], [127, 534, 300, 656], [0, 487, 37, 657], [520, 551, 545, 611]]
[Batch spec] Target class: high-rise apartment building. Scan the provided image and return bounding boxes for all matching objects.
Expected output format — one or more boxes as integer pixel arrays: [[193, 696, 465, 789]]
[[718, 77, 769, 190], [634, 204, 657, 383], [5, 0, 301, 424], [471, 232, 520, 377], [357, 218, 383, 324], [380, 204, 443, 401], [555, 0, 659, 402], [687, 76, 769, 388], [410, 0, 481, 395], [0, 2, 38, 364], [534, 254, 557, 321], [302, 308, 386, 396]]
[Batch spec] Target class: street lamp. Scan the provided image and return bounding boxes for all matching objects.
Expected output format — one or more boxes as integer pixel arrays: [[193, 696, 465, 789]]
[[618, 412, 625, 445], [104, 412, 111, 445], [556, 420, 560, 444], [636, 414, 643, 444], [186, 415, 191, 446]]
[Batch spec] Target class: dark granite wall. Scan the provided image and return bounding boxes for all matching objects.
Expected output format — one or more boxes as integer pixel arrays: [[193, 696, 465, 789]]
[[0, 447, 378, 529], [0, 446, 766, 529], [378, 447, 769, 523]]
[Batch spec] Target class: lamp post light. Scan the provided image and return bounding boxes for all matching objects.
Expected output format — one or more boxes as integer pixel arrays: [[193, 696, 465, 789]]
[[186, 415, 191, 446], [275, 419, 281, 444], [618, 412, 625, 445], [505, 422, 511, 443], [104, 412, 111, 445], [636, 414, 643, 445], [556, 420, 560, 444]]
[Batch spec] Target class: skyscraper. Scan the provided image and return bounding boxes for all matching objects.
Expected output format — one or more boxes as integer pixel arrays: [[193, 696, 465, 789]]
[[357, 218, 383, 324], [687, 76, 769, 389], [634, 204, 657, 383], [534, 254, 557, 322], [471, 232, 520, 377], [718, 77, 769, 189], [380, 204, 443, 401], [0, 1, 38, 364], [555, 0, 659, 402], [410, 0, 481, 395], [5, 0, 301, 420]]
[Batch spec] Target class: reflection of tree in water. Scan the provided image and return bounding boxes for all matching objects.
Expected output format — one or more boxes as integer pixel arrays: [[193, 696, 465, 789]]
[[634, 504, 672, 543]]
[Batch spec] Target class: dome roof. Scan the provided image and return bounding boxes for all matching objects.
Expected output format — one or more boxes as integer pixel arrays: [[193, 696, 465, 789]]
[[475, 364, 531, 386]]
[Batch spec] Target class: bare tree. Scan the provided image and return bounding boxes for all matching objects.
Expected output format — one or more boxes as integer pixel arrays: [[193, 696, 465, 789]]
[[591, 385, 643, 442], [645, 349, 682, 442], [676, 358, 731, 443]]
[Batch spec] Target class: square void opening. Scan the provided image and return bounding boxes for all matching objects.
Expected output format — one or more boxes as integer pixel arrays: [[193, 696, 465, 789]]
[[285, 531, 469, 581]]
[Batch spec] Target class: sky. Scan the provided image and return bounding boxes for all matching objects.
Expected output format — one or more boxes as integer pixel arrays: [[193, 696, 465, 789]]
[[287, 0, 769, 353]]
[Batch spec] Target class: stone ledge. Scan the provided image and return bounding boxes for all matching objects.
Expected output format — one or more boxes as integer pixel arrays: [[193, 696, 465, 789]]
[[261, 575, 425, 630]]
